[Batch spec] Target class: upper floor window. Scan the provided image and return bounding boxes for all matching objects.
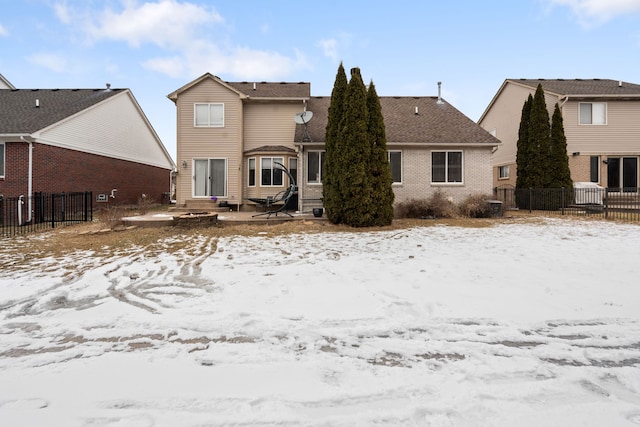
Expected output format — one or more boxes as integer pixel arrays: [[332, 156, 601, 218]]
[[388, 151, 402, 183], [307, 151, 325, 184], [432, 151, 463, 183], [261, 157, 284, 186], [0, 142, 5, 178], [579, 102, 606, 125], [195, 103, 224, 127]]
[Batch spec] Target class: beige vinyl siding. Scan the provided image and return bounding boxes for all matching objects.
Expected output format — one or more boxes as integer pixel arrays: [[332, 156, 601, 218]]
[[481, 81, 563, 187], [243, 103, 301, 151], [175, 79, 242, 204], [34, 91, 173, 169], [562, 100, 640, 154], [481, 83, 559, 168]]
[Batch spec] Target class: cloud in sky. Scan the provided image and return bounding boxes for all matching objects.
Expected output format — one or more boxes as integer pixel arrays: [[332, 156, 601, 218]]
[[53, 0, 308, 81], [27, 53, 68, 73], [318, 38, 338, 61], [0, 23, 8, 36], [546, 0, 640, 25]]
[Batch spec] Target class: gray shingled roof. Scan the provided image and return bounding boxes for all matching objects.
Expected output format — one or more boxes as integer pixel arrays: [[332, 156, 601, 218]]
[[295, 96, 499, 145], [509, 79, 640, 96], [0, 88, 124, 134], [227, 81, 310, 98], [244, 145, 296, 154]]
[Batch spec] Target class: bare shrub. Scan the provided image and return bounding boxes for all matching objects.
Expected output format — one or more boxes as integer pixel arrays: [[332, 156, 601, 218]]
[[137, 194, 157, 215], [459, 193, 494, 218], [97, 204, 126, 230], [395, 190, 458, 219]]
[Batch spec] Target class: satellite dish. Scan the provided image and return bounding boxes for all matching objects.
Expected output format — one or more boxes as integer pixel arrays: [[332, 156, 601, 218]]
[[294, 111, 313, 124]]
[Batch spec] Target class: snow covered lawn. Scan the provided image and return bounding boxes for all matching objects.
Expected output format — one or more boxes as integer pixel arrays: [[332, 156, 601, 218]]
[[1, 217, 640, 426]]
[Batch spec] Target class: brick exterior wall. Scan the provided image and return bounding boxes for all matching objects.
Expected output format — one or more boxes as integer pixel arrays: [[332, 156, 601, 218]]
[[393, 147, 494, 204], [297, 147, 494, 211], [0, 141, 171, 204]]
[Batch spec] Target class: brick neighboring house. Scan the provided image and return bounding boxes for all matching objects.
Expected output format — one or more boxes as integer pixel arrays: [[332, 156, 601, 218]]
[[169, 73, 499, 212], [479, 78, 640, 190], [0, 75, 175, 205]]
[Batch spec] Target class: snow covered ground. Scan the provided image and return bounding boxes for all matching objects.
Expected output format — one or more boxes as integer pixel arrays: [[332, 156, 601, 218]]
[[1, 217, 640, 426]]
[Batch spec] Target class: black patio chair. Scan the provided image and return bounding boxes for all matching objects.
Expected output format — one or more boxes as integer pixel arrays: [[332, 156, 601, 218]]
[[248, 162, 297, 218]]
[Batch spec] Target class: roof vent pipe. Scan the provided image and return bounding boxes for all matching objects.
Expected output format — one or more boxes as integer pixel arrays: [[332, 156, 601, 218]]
[[619, 80, 623, 87], [35, 99, 40, 108], [437, 81, 444, 104], [253, 82, 256, 90], [415, 106, 419, 115]]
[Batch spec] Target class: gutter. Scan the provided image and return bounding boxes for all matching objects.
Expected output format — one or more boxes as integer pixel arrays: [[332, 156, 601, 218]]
[[19, 135, 34, 223]]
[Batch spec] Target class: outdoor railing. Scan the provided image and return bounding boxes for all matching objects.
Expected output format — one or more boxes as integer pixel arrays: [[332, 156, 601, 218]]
[[0, 191, 93, 237], [493, 186, 640, 223]]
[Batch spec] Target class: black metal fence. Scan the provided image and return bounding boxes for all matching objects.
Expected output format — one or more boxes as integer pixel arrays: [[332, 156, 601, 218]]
[[0, 192, 93, 237], [493, 186, 640, 222]]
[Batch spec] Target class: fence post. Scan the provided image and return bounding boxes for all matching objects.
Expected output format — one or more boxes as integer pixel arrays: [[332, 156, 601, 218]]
[[89, 191, 93, 222], [604, 188, 609, 219], [51, 193, 55, 228], [561, 187, 565, 215], [529, 188, 533, 213]]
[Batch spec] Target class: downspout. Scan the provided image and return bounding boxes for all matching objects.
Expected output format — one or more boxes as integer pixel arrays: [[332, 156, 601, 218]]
[[19, 136, 33, 223], [559, 95, 569, 109]]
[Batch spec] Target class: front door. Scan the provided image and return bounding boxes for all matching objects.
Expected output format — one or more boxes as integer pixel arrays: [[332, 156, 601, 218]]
[[607, 157, 638, 192], [193, 158, 227, 197]]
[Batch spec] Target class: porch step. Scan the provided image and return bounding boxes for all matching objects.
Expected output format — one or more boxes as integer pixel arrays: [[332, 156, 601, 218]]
[[169, 199, 234, 213]]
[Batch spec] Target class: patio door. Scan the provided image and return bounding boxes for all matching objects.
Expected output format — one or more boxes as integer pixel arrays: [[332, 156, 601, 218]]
[[193, 158, 226, 197], [607, 157, 638, 192]]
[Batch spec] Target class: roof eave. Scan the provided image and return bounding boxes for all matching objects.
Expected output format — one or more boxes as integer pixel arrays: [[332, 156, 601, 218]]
[[245, 96, 310, 102]]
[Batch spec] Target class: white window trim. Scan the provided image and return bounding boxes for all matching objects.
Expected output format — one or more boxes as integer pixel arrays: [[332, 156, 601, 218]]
[[578, 102, 607, 126], [498, 165, 510, 180], [388, 150, 403, 185], [307, 151, 324, 185], [431, 150, 464, 185], [192, 157, 228, 198], [260, 157, 284, 187], [194, 103, 224, 127], [248, 157, 256, 187], [288, 157, 298, 186]]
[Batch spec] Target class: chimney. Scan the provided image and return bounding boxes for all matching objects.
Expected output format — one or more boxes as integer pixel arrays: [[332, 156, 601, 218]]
[[437, 81, 444, 104]]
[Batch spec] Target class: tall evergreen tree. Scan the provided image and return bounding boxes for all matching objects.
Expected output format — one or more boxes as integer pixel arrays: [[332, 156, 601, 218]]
[[527, 83, 552, 188], [515, 94, 533, 189], [323, 63, 348, 223], [366, 80, 394, 226], [337, 67, 372, 227], [549, 103, 573, 189]]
